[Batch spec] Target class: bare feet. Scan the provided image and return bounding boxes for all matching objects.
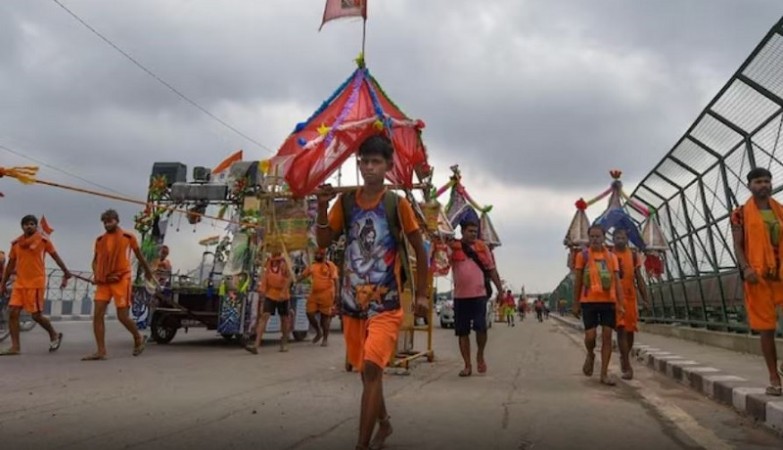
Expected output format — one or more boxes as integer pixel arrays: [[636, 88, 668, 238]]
[[370, 416, 393, 450], [312, 333, 322, 344]]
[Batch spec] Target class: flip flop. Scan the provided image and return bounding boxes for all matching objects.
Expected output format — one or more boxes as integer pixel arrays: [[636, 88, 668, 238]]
[[583, 354, 595, 377], [132, 336, 148, 357], [0, 349, 20, 356], [458, 367, 472, 377], [477, 361, 487, 374], [81, 353, 106, 361], [766, 385, 782, 396], [49, 333, 63, 352], [621, 369, 634, 380]]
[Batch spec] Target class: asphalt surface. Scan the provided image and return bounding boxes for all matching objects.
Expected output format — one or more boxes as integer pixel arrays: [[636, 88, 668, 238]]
[[1, 315, 782, 450]]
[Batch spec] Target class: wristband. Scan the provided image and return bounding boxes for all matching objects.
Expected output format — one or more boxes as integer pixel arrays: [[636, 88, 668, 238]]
[[316, 222, 331, 230]]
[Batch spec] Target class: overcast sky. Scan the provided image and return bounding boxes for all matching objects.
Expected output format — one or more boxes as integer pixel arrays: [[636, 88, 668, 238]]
[[1, 0, 781, 293]]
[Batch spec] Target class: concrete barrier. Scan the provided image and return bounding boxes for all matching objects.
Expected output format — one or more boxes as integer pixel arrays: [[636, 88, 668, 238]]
[[551, 314, 783, 436]]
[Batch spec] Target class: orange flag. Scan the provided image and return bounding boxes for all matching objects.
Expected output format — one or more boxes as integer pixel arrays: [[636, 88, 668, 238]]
[[40, 215, 54, 236], [212, 150, 243, 181], [320, 0, 367, 31]]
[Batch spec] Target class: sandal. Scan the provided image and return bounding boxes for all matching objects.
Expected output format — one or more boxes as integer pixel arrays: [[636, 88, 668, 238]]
[[459, 367, 472, 377], [244, 345, 258, 355], [0, 349, 20, 356], [477, 360, 487, 374], [81, 353, 107, 361], [583, 353, 595, 377], [766, 385, 782, 396], [49, 333, 63, 352], [621, 369, 634, 380], [132, 336, 148, 357]]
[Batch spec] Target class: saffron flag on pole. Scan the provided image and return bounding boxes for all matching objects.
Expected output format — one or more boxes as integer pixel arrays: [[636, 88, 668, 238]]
[[212, 150, 243, 182], [40, 215, 54, 237], [320, 0, 367, 31]]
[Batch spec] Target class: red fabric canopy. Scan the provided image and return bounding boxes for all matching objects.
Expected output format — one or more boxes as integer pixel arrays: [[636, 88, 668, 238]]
[[271, 67, 429, 197]]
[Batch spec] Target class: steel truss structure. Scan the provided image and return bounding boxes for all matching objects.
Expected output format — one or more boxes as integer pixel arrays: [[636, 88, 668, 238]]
[[628, 17, 783, 333]]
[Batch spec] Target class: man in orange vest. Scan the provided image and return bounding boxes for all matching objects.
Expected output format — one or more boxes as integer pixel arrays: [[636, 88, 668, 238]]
[[246, 252, 292, 354], [298, 248, 339, 346], [731, 167, 783, 396], [83, 209, 155, 361], [611, 228, 649, 380], [572, 225, 625, 386]]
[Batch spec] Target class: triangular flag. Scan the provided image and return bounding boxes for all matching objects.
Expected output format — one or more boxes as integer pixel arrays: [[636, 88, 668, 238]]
[[40, 215, 54, 236], [320, 0, 367, 31], [212, 150, 243, 175]]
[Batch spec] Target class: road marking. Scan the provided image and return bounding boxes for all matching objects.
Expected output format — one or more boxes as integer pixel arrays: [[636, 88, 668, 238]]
[[554, 323, 734, 450]]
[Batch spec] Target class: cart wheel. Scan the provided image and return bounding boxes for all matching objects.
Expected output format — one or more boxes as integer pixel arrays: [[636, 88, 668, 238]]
[[150, 313, 177, 344], [221, 333, 236, 342], [427, 353, 435, 363], [292, 331, 307, 342]]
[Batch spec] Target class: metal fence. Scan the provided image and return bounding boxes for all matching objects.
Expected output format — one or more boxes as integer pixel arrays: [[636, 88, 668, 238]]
[[553, 17, 783, 336], [41, 269, 97, 320]]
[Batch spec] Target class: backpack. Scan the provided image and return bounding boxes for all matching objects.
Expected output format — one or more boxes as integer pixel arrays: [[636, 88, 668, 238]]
[[337, 190, 411, 289]]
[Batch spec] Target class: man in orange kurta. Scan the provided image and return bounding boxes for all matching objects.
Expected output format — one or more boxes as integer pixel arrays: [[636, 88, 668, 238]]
[[298, 248, 338, 347], [611, 228, 649, 380], [573, 225, 625, 386], [731, 168, 783, 395], [0, 215, 72, 355], [83, 209, 154, 361]]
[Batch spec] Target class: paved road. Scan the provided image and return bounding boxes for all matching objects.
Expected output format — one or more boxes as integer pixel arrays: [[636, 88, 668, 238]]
[[1, 317, 782, 449]]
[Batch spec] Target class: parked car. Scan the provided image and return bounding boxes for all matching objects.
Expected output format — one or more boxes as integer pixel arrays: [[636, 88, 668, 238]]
[[439, 299, 493, 330]]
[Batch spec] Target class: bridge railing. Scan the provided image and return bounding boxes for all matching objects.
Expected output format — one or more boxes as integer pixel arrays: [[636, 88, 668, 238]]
[[42, 268, 96, 319]]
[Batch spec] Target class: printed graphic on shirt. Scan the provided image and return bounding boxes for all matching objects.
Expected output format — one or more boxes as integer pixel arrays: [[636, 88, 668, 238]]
[[341, 202, 399, 318]]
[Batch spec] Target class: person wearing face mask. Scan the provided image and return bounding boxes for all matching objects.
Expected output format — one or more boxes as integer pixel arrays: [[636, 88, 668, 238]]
[[298, 248, 339, 347]]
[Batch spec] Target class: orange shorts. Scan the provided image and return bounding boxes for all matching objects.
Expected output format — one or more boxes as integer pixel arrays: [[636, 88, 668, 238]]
[[342, 309, 403, 372], [306, 290, 335, 315], [9, 288, 45, 314], [95, 278, 133, 309], [617, 295, 639, 332], [744, 279, 783, 331]]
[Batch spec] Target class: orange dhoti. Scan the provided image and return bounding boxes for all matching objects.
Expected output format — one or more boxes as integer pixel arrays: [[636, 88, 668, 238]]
[[342, 309, 403, 372], [617, 292, 639, 332], [306, 289, 335, 316], [95, 277, 133, 309], [744, 278, 783, 331]]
